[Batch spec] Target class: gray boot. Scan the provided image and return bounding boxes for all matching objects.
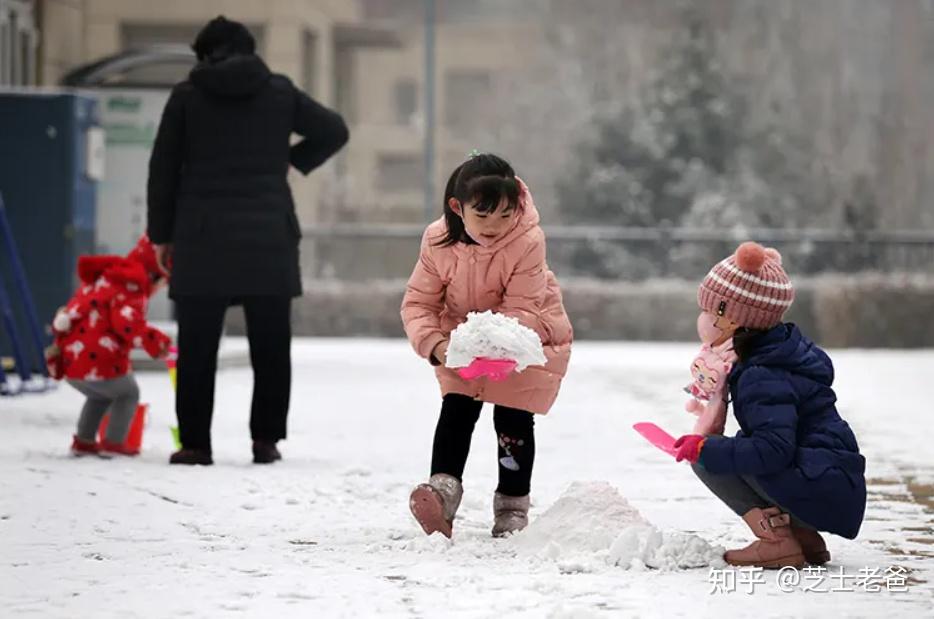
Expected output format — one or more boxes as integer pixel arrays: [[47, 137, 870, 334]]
[[409, 473, 464, 538], [492, 492, 530, 538]]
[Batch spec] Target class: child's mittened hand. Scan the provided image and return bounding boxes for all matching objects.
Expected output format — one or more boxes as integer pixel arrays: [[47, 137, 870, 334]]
[[44, 344, 64, 380], [156, 340, 172, 359], [156, 335, 174, 359], [673, 434, 706, 464], [52, 307, 71, 333], [144, 330, 172, 359], [154, 243, 173, 275]]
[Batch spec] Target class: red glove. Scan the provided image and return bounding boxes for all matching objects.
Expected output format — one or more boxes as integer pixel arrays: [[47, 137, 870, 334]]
[[673, 434, 706, 464], [142, 328, 172, 359], [45, 344, 64, 380]]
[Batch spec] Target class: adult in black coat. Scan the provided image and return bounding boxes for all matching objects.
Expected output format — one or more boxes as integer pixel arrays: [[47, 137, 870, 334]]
[[147, 16, 348, 465]]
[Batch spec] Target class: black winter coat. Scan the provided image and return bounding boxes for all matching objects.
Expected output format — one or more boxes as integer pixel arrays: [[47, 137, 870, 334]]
[[147, 54, 348, 298]]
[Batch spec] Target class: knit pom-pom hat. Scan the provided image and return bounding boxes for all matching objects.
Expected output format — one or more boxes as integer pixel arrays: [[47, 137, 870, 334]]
[[697, 242, 794, 329]]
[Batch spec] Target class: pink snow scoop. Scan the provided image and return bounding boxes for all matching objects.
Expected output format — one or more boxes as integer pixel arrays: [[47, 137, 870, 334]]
[[456, 357, 518, 382], [632, 422, 678, 457]]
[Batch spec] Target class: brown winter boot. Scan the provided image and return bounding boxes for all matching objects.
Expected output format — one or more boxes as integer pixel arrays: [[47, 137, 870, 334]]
[[725, 506, 806, 569], [793, 526, 831, 565], [492, 492, 530, 538], [409, 474, 463, 538]]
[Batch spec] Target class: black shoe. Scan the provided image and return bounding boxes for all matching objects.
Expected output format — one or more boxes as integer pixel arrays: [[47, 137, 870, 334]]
[[252, 440, 282, 464], [169, 448, 214, 465]]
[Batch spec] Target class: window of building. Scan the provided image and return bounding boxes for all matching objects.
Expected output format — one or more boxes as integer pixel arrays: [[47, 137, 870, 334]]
[[122, 23, 266, 54], [116, 23, 265, 87], [444, 69, 491, 134], [0, 17, 9, 85], [0, 0, 37, 86], [377, 153, 422, 193], [334, 45, 357, 124], [444, 70, 492, 133], [302, 29, 317, 95], [394, 78, 418, 125]]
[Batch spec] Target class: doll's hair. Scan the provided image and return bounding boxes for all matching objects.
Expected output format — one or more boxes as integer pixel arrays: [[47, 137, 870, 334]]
[[434, 153, 520, 247]]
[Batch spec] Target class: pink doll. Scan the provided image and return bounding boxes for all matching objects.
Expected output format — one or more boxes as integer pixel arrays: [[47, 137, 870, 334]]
[[684, 312, 738, 436]]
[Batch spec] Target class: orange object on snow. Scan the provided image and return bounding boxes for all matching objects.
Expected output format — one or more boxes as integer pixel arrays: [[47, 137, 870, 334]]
[[98, 403, 148, 453]]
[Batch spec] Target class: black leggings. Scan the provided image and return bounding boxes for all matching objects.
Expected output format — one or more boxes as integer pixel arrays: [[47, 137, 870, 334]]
[[430, 393, 535, 497]]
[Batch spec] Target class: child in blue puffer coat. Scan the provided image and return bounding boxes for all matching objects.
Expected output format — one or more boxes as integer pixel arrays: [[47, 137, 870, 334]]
[[673, 242, 866, 569]]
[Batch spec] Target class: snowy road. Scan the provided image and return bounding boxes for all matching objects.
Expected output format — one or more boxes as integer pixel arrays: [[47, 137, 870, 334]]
[[2, 339, 933, 618]]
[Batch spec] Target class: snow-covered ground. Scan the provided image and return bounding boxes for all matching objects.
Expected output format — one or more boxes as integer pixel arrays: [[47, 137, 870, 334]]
[[2, 339, 932, 618]]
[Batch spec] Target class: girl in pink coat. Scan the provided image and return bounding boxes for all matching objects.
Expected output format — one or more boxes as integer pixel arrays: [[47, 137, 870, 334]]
[[401, 153, 572, 538]]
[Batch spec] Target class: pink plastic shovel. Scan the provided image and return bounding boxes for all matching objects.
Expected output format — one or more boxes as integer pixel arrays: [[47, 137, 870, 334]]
[[632, 422, 679, 457], [456, 357, 518, 382]]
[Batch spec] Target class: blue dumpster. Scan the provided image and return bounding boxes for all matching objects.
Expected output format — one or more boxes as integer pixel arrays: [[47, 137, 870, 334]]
[[0, 90, 101, 365]]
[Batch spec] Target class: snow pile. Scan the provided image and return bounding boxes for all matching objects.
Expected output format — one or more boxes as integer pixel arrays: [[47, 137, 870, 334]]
[[513, 481, 725, 571], [446, 310, 547, 371]]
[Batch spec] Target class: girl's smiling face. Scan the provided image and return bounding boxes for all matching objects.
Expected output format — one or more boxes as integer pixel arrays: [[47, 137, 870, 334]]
[[450, 196, 518, 246]]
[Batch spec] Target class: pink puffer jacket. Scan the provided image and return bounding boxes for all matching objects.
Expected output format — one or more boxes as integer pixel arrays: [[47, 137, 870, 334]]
[[401, 180, 572, 414]]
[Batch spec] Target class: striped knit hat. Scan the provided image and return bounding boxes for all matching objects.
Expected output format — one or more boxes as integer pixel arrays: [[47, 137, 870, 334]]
[[697, 242, 794, 330]]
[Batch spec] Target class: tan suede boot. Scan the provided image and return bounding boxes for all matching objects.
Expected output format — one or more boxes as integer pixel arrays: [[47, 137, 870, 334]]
[[491, 492, 530, 538], [409, 474, 463, 538], [793, 526, 831, 565], [724, 506, 806, 569]]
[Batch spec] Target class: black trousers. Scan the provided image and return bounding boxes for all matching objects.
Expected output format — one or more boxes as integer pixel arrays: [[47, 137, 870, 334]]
[[430, 393, 536, 497], [175, 295, 292, 451]]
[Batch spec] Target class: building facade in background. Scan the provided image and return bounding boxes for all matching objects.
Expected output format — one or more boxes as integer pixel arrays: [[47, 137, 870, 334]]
[[33, 0, 370, 226], [4, 0, 933, 231], [336, 8, 542, 223], [29, 0, 547, 226]]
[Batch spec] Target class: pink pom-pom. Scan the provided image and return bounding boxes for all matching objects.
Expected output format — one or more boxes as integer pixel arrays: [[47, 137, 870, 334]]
[[763, 247, 782, 266], [734, 242, 766, 273]]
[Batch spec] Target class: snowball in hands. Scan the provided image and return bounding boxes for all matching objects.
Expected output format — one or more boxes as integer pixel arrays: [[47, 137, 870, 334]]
[[445, 311, 547, 372]]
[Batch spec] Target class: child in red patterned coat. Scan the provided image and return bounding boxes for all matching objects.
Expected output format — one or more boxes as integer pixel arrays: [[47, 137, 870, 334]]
[[46, 235, 172, 456]]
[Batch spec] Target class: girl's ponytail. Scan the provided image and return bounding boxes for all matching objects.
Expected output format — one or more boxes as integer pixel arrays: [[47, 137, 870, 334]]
[[435, 161, 468, 246]]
